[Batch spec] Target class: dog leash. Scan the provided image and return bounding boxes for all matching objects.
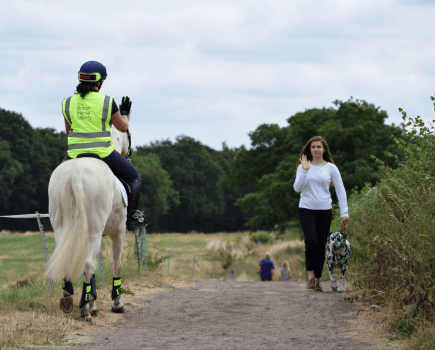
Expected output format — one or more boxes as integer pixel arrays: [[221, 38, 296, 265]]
[[339, 221, 352, 235], [327, 221, 352, 245]]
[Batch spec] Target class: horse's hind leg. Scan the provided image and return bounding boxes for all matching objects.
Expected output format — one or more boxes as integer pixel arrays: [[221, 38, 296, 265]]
[[110, 231, 125, 313], [60, 278, 74, 313]]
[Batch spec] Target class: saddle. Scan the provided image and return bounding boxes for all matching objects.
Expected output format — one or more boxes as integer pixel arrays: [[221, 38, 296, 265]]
[[76, 153, 131, 194]]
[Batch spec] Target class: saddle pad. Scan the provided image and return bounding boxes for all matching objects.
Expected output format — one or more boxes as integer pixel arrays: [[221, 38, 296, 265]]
[[115, 177, 128, 206]]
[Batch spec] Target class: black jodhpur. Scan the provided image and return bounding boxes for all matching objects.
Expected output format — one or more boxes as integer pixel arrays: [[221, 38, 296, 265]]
[[298, 208, 332, 279]]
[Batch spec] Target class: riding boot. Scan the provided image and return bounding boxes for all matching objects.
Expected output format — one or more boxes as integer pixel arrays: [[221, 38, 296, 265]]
[[126, 179, 147, 231]]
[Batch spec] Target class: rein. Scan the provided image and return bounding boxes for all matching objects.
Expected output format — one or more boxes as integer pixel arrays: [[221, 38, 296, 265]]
[[126, 129, 132, 161]]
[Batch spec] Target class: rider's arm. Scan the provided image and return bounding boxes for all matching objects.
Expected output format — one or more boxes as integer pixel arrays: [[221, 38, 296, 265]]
[[112, 111, 129, 133], [64, 119, 71, 135]]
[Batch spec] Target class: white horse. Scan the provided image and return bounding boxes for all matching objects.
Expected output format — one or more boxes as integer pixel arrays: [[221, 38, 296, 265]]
[[44, 119, 131, 321]]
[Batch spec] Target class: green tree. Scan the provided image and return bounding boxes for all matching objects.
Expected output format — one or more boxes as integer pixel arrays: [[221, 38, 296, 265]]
[[131, 151, 180, 231], [0, 107, 67, 231], [0, 139, 24, 214], [137, 135, 251, 232]]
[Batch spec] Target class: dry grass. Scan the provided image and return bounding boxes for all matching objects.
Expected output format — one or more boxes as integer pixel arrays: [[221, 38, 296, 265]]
[[343, 295, 412, 350], [0, 272, 194, 350]]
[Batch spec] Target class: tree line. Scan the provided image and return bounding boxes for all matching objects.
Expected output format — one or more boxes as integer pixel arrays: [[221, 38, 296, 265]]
[[0, 97, 415, 233]]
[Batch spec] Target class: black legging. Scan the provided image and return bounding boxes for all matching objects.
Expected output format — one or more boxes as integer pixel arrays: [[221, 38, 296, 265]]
[[62, 150, 140, 183], [298, 208, 332, 279]]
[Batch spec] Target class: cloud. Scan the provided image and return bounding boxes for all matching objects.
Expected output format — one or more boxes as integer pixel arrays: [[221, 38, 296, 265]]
[[0, 0, 434, 151]]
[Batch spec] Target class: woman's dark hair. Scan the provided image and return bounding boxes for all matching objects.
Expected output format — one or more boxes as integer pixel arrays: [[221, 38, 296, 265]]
[[294, 136, 335, 186], [75, 82, 98, 98]]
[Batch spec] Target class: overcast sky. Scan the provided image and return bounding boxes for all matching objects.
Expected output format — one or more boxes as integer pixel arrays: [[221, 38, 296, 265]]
[[1, 0, 434, 151]]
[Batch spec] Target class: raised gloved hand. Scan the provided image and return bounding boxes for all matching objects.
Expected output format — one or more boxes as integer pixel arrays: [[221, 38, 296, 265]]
[[120, 96, 132, 116]]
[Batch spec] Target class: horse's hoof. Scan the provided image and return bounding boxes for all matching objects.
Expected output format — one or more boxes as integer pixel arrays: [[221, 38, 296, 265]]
[[60, 296, 74, 313], [82, 314, 92, 322], [111, 306, 124, 313]]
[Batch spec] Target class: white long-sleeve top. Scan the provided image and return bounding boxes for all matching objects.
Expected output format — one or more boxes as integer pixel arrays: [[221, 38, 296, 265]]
[[293, 162, 348, 218]]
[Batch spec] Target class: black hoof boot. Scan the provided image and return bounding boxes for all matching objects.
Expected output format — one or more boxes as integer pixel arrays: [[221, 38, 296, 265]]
[[60, 279, 74, 313], [62, 279, 74, 295], [90, 274, 97, 300], [112, 277, 122, 300], [79, 282, 92, 309]]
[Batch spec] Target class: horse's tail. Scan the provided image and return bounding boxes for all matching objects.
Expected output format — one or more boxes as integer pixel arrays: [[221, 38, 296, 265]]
[[45, 170, 88, 281]]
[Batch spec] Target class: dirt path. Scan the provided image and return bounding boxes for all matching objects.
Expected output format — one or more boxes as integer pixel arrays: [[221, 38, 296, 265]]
[[51, 279, 377, 350]]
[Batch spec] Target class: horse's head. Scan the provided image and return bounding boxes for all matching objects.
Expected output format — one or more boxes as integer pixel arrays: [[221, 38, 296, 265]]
[[111, 111, 131, 159]]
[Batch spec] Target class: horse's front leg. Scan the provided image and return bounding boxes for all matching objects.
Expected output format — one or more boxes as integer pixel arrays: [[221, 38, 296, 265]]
[[110, 231, 125, 313], [89, 262, 98, 316]]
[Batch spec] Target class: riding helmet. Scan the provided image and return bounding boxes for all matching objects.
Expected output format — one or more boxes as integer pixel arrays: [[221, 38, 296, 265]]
[[78, 61, 107, 82]]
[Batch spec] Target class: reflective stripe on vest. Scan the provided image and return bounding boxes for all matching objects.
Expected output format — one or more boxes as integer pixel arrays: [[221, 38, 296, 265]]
[[64, 97, 72, 125], [68, 142, 112, 150]]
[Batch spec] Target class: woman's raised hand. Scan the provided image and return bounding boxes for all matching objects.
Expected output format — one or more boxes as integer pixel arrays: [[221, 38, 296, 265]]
[[300, 155, 310, 171]]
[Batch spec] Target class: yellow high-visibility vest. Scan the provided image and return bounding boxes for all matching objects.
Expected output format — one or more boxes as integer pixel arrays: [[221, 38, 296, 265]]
[[62, 92, 115, 158]]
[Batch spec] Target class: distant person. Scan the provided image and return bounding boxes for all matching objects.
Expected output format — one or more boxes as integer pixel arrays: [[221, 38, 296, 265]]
[[280, 261, 291, 282], [259, 252, 275, 281], [293, 136, 350, 292]]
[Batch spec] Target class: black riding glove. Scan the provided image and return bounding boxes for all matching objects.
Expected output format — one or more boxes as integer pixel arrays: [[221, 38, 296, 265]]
[[120, 96, 132, 116]]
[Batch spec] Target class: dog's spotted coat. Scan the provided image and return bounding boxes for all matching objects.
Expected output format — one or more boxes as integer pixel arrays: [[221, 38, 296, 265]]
[[326, 231, 351, 292]]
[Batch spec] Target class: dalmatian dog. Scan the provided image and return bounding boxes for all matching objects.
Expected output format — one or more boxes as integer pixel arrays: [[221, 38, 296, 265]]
[[326, 231, 351, 292]]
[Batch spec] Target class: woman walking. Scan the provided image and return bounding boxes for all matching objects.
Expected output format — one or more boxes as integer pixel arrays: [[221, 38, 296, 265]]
[[293, 136, 349, 292], [60, 61, 146, 231]]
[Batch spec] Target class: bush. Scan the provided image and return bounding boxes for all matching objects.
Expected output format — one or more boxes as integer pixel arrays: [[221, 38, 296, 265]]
[[250, 232, 273, 244], [216, 243, 234, 270], [145, 250, 169, 271], [344, 97, 435, 343]]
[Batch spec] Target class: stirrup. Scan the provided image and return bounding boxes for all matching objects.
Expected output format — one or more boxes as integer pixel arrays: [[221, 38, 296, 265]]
[[127, 210, 147, 231], [134, 210, 147, 225]]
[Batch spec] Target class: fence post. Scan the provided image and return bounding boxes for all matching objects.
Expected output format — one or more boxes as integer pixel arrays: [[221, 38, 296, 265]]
[[143, 227, 147, 268], [134, 228, 142, 272], [167, 248, 171, 272], [192, 256, 196, 279], [35, 212, 53, 294]]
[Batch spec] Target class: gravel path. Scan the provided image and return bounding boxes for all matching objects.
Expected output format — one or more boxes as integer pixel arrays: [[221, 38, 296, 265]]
[[51, 279, 376, 350]]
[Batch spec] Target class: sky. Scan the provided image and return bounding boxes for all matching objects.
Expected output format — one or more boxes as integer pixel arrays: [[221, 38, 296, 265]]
[[1, 0, 435, 151]]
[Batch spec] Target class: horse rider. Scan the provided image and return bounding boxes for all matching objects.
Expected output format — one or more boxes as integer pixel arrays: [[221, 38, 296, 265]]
[[60, 60, 146, 231]]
